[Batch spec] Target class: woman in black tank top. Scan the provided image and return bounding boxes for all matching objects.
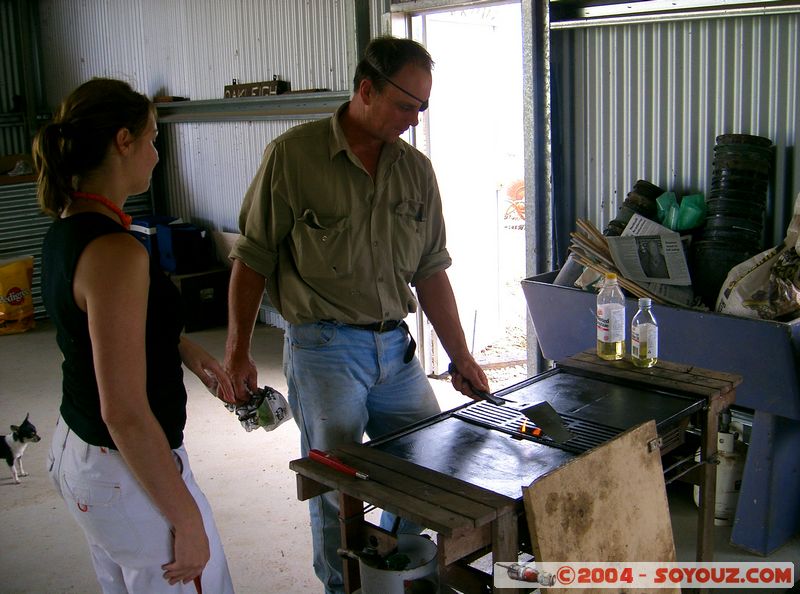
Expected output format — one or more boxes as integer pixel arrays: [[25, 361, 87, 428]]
[[35, 78, 236, 593]]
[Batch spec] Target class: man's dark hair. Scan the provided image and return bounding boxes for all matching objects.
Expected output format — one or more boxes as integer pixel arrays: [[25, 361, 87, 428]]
[[353, 36, 434, 93]]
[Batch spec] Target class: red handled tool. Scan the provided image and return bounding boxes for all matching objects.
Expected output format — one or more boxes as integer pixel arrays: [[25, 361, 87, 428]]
[[309, 449, 369, 480], [496, 563, 555, 586]]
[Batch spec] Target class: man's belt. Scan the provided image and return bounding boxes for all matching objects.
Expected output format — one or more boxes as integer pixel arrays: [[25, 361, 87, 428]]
[[339, 319, 416, 363], [345, 320, 403, 333]]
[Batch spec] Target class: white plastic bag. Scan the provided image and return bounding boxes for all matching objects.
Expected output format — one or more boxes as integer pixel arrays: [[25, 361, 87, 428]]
[[224, 385, 292, 432]]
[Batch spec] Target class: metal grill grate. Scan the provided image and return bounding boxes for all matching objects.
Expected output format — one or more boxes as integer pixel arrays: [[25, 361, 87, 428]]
[[454, 401, 623, 455]]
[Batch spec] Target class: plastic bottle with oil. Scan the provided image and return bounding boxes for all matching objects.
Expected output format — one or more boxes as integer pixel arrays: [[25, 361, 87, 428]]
[[631, 297, 658, 368], [596, 273, 626, 360]]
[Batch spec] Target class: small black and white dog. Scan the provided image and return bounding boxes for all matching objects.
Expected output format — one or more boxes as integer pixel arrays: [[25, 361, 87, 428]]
[[1, 414, 41, 484]]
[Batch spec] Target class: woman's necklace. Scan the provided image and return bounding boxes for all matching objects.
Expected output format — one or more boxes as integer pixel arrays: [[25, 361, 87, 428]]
[[70, 191, 132, 229]]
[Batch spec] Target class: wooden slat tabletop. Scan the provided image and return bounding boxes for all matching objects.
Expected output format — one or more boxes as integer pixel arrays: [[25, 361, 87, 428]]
[[557, 350, 742, 399], [289, 457, 475, 534], [337, 443, 516, 518], [290, 443, 516, 535]]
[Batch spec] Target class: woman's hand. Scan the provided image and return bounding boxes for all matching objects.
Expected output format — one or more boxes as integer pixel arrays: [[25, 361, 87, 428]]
[[161, 513, 210, 585], [179, 337, 237, 404]]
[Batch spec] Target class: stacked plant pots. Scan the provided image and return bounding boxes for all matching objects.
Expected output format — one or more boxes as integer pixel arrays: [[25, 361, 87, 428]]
[[692, 134, 772, 308], [604, 179, 665, 236]]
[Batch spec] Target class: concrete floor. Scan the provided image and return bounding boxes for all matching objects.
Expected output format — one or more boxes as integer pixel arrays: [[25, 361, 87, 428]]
[[1, 321, 798, 593]]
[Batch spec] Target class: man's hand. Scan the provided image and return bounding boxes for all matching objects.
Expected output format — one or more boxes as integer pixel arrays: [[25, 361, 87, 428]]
[[415, 271, 491, 400], [448, 356, 490, 400], [225, 259, 269, 405], [224, 349, 258, 404]]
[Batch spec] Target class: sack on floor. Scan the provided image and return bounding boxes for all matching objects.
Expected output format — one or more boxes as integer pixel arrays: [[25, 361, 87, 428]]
[[717, 191, 800, 319], [0, 255, 35, 335]]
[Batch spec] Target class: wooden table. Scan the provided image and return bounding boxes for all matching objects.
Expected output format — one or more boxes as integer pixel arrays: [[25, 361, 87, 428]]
[[289, 351, 741, 593], [291, 443, 519, 593], [558, 350, 741, 563]]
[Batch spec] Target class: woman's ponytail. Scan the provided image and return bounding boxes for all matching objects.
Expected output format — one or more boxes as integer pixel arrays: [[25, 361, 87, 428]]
[[33, 120, 73, 218]]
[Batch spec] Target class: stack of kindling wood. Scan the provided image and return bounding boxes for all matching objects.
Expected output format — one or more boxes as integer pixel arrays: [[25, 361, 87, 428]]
[[568, 219, 670, 305]]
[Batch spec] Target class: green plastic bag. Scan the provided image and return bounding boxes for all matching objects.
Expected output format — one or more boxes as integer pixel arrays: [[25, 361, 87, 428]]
[[657, 191, 706, 231], [657, 192, 679, 230], [677, 193, 706, 230]]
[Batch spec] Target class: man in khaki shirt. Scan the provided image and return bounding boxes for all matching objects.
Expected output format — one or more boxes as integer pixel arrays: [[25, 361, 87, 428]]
[[225, 36, 488, 594]]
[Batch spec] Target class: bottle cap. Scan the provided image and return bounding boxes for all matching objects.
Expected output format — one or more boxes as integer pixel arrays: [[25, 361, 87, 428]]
[[639, 297, 651, 307], [605, 273, 617, 280]]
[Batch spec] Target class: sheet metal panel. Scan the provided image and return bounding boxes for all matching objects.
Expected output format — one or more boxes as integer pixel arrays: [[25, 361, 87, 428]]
[[0, 118, 27, 157], [552, 13, 800, 257], [0, 0, 28, 155], [0, 0, 20, 112], [36, 0, 352, 226], [157, 120, 302, 232], [371, 0, 390, 34], [38, 0, 351, 103], [0, 183, 152, 319]]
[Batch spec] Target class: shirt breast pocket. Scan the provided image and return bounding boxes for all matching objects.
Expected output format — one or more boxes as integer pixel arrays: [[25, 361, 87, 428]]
[[393, 200, 425, 275], [293, 209, 352, 279]]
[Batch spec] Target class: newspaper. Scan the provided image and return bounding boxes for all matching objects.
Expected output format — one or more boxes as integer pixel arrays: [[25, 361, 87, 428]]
[[606, 214, 693, 290]]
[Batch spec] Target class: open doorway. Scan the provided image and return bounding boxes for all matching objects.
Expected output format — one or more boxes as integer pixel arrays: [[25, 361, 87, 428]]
[[396, 3, 528, 389]]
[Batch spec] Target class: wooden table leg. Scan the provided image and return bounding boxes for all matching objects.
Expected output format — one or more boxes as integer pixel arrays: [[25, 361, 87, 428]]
[[492, 511, 522, 594], [697, 405, 720, 563], [339, 492, 365, 594]]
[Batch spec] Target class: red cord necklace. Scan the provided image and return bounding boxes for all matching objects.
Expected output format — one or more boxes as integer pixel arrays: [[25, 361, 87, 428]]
[[70, 191, 132, 229]]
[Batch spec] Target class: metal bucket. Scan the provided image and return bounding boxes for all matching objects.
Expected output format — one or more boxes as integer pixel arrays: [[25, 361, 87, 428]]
[[358, 534, 439, 594]]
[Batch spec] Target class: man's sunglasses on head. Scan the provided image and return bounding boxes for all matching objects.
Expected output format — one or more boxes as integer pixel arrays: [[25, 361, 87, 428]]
[[367, 61, 429, 112]]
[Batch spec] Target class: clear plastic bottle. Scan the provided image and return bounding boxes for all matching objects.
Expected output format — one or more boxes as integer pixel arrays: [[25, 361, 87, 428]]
[[596, 273, 626, 360], [631, 297, 658, 368]]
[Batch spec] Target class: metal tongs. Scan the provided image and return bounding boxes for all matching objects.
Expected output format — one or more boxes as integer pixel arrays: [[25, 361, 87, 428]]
[[448, 362, 505, 406]]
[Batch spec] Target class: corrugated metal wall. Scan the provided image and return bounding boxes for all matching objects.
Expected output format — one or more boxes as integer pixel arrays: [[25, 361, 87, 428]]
[[0, 0, 28, 155], [36, 0, 354, 231], [0, 0, 20, 113], [0, 184, 153, 318], [551, 12, 800, 259], [370, 0, 390, 35], [155, 120, 300, 230], [35, 1, 797, 261]]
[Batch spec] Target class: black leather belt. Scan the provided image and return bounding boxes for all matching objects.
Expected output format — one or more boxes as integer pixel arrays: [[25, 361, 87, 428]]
[[339, 320, 416, 363], [346, 320, 403, 333]]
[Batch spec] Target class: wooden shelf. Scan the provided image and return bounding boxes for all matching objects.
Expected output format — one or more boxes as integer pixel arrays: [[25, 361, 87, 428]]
[[154, 90, 350, 124]]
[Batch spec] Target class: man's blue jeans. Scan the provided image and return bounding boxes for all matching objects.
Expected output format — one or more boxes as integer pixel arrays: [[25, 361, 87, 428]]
[[284, 321, 441, 594]]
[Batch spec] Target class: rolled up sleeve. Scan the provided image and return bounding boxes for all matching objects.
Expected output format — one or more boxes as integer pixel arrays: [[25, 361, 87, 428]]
[[411, 165, 451, 285], [229, 143, 292, 279]]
